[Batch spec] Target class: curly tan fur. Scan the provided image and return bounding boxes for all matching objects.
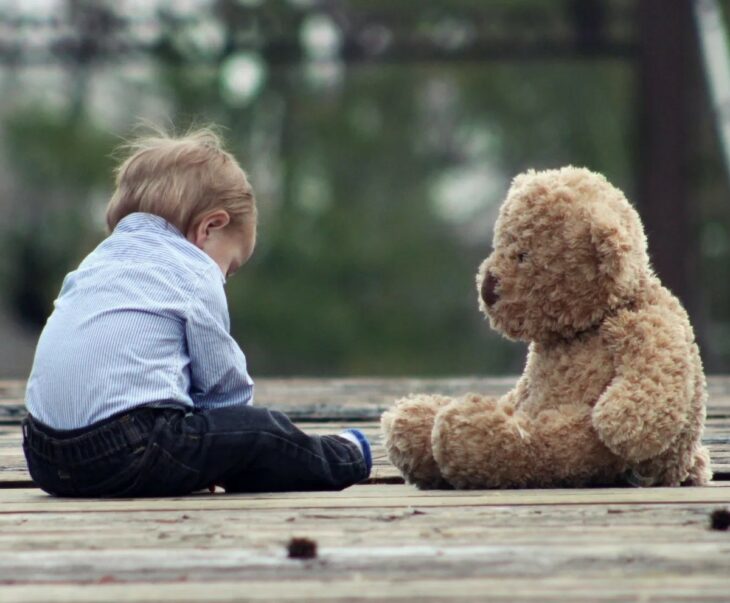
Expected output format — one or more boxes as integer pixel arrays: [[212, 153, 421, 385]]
[[381, 166, 710, 489]]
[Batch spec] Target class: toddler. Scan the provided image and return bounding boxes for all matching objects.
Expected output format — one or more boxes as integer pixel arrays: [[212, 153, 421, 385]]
[[22, 128, 371, 497]]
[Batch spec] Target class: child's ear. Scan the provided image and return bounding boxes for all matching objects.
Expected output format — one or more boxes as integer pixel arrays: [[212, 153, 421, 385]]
[[188, 210, 231, 247]]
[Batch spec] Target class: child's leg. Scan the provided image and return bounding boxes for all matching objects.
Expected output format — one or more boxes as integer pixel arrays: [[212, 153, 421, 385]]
[[183, 405, 370, 493], [23, 404, 370, 497]]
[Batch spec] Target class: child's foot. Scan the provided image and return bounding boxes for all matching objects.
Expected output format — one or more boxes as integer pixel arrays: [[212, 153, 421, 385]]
[[339, 429, 372, 473]]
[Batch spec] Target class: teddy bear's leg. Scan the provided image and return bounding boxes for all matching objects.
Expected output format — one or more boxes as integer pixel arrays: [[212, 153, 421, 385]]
[[682, 445, 712, 486], [381, 394, 453, 489], [432, 394, 624, 488]]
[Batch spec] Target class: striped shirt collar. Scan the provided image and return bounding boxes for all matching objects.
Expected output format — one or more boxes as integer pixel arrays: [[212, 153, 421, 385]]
[[116, 212, 185, 237], [115, 212, 225, 283]]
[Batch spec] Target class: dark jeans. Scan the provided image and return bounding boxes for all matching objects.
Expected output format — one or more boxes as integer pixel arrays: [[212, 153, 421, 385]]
[[22, 404, 369, 497]]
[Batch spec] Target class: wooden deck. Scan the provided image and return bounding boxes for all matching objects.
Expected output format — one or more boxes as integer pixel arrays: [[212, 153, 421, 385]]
[[2, 377, 730, 602]]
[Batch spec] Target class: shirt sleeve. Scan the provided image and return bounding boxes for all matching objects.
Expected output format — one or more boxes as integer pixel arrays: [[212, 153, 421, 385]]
[[184, 265, 254, 408]]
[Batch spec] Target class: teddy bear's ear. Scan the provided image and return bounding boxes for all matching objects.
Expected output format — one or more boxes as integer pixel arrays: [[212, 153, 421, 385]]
[[589, 210, 625, 276], [588, 208, 645, 301]]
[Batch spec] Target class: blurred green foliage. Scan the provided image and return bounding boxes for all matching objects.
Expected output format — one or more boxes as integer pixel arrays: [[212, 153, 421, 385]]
[[0, 0, 728, 375], [1, 108, 116, 325]]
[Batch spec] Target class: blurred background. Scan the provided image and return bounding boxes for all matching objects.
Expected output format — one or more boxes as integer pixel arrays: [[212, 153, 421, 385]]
[[0, 0, 729, 378]]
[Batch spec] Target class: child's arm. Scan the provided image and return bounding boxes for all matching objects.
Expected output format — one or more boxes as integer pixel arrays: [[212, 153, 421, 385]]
[[185, 265, 254, 407]]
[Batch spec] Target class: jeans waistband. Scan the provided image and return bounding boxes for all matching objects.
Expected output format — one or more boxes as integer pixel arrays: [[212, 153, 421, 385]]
[[22, 407, 180, 466]]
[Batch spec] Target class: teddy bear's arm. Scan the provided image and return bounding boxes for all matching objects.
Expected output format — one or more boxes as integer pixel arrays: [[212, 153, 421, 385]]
[[591, 308, 691, 463]]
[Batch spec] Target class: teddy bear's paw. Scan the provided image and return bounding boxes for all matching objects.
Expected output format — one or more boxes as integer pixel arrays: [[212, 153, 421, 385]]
[[380, 394, 452, 489], [431, 395, 537, 489], [681, 445, 712, 486]]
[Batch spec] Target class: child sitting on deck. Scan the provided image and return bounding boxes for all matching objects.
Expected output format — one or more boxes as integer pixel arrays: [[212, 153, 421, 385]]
[[21, 127, 371, 497]]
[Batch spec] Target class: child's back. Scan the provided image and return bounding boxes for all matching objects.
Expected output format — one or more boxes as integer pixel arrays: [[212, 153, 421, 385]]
[[22, 127, 370, 497], [27, 213, 253, 430]]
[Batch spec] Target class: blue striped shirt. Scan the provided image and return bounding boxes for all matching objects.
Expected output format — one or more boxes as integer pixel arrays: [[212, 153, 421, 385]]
[[25, 212, 254, 429]]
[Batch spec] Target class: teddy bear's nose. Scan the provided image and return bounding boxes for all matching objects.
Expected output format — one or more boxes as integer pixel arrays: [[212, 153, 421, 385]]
[[481, 272, 500, 307]]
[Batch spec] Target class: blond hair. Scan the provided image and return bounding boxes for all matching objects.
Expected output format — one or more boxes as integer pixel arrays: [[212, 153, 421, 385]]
[[106, 126, 256, 234]]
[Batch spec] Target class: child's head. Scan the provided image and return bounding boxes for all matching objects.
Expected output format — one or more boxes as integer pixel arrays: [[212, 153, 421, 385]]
[[107, 126, 257, 277]]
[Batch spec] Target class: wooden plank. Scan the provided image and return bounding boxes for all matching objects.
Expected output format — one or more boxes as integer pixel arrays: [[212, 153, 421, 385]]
[[0, 503, 725, 551], [1, 484, 730, 514], [3, 575, 730, 603], [2, 541, 730, 584], [3, 379, 730, 603], [3, 376, 730, 424], [1, 499, 730, 599], [1, 502, 729, 599]]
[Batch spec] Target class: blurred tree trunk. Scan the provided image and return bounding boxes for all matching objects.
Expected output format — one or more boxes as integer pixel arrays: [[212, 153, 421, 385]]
[[637, 0, 713, 364]]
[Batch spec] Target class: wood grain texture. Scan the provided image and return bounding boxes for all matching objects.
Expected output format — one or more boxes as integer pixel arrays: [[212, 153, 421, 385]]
[[2, 378, 730, 601], [3, 376, 730, 422], [2, 483, 730, 514], [1, 492, 730, 601], [4, 576, 730, 603]]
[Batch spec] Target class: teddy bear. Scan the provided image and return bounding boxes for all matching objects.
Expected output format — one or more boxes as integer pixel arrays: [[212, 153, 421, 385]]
[[381, 166, 711, 489]]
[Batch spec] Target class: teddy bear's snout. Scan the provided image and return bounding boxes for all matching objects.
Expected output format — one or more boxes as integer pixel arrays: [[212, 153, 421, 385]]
[[481, 271, 500, 307]]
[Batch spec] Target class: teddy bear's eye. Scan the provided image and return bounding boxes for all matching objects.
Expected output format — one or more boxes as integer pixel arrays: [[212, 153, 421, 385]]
[[517, 252, 528, 264]]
